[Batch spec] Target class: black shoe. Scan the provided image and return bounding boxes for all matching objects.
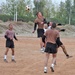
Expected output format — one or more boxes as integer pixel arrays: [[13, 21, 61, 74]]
[[44, 68, 47, 73], [50, 67, 54, 72], [44, 70, 47, 73], [44, 71, 47, 73], [4, 59, 8, 63], [67, 55, 73, 59], [12, 59, 16, 63]]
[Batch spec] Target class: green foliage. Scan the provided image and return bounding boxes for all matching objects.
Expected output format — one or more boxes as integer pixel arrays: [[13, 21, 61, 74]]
[[0, 14, 13, 22], [0, 0, 75, 25], [33, 0, 46, 16]]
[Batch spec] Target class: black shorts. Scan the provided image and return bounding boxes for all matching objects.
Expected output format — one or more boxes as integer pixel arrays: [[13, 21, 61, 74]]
[[56, 38, 63, 47], [45, 42, 57, 54], [6, 40, 14, 48], [37, 29, 44, 38]]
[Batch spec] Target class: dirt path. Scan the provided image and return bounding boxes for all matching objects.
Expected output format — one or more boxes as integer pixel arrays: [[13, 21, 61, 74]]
[[0, 36, 75, 75]]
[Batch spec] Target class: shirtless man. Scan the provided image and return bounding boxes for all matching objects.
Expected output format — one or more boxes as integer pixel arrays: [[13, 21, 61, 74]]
[[32, 12, 47, 51], [43, 23, 59, 73], [48, 22, 72, 58]]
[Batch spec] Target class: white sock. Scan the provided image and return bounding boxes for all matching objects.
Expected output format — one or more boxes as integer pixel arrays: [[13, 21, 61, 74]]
[[4, 55, 7, 59], [51, 64, 54, 68], [44, 67, 47, 70], [12, 55, 15, 60]]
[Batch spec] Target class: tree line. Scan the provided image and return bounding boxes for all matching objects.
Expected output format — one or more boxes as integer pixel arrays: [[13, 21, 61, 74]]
[[0, 0, 75, 25]]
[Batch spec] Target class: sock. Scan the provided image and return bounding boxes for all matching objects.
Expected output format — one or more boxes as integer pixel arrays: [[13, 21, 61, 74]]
[[44, 67, 47, 69], [12, 55, 15, 60], [51, 64, 54, 68], [4, 55, 7, 59]]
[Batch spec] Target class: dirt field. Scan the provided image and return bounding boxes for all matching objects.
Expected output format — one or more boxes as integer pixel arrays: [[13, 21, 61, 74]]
[[0, 36, 75, 75]]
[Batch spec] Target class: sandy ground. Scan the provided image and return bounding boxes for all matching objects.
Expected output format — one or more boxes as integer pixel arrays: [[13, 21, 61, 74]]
[[0, 36, 75, 75]]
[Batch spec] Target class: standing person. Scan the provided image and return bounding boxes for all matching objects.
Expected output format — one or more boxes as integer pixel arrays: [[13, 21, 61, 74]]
[[4, 23, 18, 63], [32, 12, 47, 51], [43, 23, 59, 73]]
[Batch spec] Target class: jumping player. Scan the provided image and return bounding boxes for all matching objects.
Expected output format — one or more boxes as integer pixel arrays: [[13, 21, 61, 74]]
[[4, 23, 18, 63], [43, 23, 59, 73], [32, 12, 47, 52]]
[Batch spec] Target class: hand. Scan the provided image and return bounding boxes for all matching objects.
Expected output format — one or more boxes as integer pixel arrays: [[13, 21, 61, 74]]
[[41, 22, 44, 25], [16, 39, 18, 41], [10, 37, 13, 40], [32, 30, 35, 33]]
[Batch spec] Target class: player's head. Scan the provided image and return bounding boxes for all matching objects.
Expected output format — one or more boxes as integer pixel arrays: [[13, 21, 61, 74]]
[[52, 22, 56, 28], [9, 23, 13, 30], [36, 12, 43, 18], [44, 24, 48, 29], [49, 22, 53, 26]]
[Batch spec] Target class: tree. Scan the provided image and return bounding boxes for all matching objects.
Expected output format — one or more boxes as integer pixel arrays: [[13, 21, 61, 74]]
[[55, 1, 67, 24], [43, 0, 55, 20], [33, 0, 46, 16], [65, 0, 71, 24], [0, 0, 34, 22]]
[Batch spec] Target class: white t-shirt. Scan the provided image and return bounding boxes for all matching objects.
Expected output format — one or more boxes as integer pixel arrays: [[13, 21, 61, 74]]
[[48, 26, 51, 29]]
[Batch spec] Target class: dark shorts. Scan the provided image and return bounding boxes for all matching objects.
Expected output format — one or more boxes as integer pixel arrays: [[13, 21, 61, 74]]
[[45, 42, 57, 54], [6, 40, 14, 48], [37, 29, 44, 38], [42, 35, 45, 43], [56, 38, 63, 47]]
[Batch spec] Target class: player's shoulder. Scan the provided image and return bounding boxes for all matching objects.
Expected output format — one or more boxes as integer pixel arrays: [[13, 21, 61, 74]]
[[34, 18, 38, 23], [6, 29, 9, 32], [46, 29, 51, 32], [55, 29, 59, 34]]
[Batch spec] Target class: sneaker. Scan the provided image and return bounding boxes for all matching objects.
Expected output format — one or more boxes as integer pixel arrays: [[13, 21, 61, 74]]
[[50, 66, 54, 72], [4, 59, 8, 63], [44, 67, 47, 73], [40, 47, 45, 53], [12, 59, 16, 63], [50, 64, 54, 72], [67, 55, 73, 59]]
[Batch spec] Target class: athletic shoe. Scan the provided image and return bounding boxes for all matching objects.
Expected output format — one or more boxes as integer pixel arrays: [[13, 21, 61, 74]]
[[44, 67, 47, 73], [12, 59, 16, 63], [67, 55, 73, 59], [50, 64, 54, 72], [4, 59, 8, 63], [50, 66, 54, 72], [40, 47, 45, 53]]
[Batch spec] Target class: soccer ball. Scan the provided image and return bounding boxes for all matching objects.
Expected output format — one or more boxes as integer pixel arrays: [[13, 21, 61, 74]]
[[26, 5, 30, 11]]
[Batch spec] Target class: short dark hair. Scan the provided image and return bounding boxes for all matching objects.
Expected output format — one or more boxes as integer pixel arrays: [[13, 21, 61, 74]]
[[36, 12, 43, 16], [52, 22, 56, 28]]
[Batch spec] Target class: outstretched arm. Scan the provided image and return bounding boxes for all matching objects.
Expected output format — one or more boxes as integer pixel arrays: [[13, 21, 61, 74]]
[[32, 23, 38, 33], [14, 35, 18, 41]]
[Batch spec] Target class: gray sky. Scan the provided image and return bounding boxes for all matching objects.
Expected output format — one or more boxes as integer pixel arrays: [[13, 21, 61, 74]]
[[0, 0, 65, 5]]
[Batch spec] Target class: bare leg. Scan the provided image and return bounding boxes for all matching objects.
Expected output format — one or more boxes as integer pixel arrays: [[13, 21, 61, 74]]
[[60, 45, 69, 56], [44, 53, 50, 73], [11, 48, 16, 62], [40, 38, 44, 48], [4, 47, 9, 62], [11, 48, 14, 56], [52, 54, 56, 64], [44, 53, 50, 67], [5, 47, 9, 55], [50, 53, 56, 72]]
